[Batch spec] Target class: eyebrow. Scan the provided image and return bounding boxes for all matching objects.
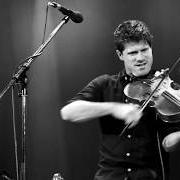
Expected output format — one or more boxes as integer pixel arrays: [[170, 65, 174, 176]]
[[127, 47, 149, 55], [141, 47, 149, 51], [127, 50, 138, 55]]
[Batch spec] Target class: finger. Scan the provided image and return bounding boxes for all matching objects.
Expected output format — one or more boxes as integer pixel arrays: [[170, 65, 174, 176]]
[[127, 113, 142, 128], [128, 122, 135, 128], [126, 122, 133, 129], [130, 103, 139, 108], [128, 119, 139, 128], [125, 116, 135, 128]]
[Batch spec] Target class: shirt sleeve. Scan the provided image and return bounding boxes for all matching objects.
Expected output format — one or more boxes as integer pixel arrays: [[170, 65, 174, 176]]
[[67, 74, 109, 104]]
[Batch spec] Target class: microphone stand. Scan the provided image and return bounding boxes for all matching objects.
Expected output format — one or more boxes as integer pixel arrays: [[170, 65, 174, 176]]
[[0, 15, 70, 180]]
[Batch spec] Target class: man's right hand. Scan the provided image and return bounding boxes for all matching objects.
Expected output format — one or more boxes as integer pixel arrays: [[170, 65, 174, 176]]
[[111, 103, 142, 128], [61, 100, 142, 125]]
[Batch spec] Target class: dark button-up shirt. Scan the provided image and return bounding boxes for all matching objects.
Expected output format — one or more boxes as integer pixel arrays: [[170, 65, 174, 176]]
[[69, 70, 180, 180]]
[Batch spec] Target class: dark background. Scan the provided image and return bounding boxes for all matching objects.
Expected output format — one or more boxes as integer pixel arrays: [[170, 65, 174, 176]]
[[1, 0, 180, 179]]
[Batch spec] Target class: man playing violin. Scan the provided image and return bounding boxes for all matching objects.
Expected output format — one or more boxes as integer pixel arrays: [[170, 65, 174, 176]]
[[60, 20, 180, 180]]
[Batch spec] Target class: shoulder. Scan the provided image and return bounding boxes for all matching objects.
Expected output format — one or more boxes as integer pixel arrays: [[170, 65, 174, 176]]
[[90, 74, 119, 87]]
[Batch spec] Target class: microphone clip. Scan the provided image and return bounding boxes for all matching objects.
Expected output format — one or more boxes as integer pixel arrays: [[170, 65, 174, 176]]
[[48, 1, 83, 23]]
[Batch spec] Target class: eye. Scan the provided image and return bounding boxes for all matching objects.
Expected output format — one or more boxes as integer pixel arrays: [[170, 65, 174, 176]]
[[128, 51, 138, 55], [141, 48, 148, 52]]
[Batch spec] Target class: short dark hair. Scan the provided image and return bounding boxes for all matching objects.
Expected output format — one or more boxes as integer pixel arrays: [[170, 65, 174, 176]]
[[114, 20, 153, 53]]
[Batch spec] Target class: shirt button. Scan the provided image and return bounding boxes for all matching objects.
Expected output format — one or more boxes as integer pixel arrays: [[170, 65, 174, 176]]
[[126, 152, 131, 157], [127, 134, 132, 139], [127, 168, 132, 172]]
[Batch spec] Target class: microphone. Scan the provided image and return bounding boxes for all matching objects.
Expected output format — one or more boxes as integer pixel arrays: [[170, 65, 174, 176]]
[[48, 2, 83, 23]]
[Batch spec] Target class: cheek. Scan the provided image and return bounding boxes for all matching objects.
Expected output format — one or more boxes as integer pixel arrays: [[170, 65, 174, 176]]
[[148, 57, 153, 66], [146, 53, 153, 60], [127, 57, 136, 64], [125, 59, 134, 68]]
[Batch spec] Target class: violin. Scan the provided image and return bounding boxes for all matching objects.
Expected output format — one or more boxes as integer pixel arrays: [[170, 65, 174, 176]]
[[124, 69, 180, 122]]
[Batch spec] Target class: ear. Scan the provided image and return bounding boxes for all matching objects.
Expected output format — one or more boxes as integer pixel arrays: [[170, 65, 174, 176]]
[[116, 50, 123, 61]]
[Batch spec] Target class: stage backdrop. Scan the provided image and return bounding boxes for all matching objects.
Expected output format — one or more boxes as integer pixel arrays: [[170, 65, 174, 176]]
[[0, 0, 180, 179]]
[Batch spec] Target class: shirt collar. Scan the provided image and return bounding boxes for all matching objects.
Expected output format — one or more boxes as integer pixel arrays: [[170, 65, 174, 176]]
[[119, 69, 156, 83]]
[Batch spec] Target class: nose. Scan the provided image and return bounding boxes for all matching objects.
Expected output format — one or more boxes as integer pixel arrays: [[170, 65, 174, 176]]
[[136, 52, 145, 62]]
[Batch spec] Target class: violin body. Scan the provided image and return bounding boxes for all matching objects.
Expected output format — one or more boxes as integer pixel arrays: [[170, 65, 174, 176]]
[[124, 71, 180, 122], [155, 94, 180, 116]]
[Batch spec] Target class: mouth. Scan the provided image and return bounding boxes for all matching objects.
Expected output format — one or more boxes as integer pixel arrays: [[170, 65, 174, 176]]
[[135, 62, 147, 67]]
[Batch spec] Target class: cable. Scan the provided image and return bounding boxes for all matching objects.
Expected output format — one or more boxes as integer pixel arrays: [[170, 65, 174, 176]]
[[42, 3, 50, 44], [9, 3, 50, 180], [156, 129, 165, 180], [11, 87, 19, 180]]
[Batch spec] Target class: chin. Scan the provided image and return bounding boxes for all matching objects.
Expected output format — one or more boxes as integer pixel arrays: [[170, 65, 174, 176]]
[[134, 69, 151, 77], [134, 71, 149, 77]]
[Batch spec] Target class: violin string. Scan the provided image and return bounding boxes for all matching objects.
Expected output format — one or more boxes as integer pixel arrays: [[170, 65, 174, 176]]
[[139, 75, 168, 112], [163, 91, 180, 107]]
